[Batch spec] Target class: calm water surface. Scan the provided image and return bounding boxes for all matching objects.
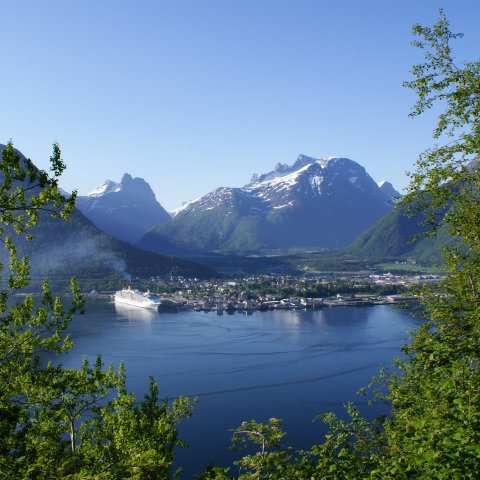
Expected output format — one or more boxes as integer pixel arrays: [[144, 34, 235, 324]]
[[62, 298, 419, 477]]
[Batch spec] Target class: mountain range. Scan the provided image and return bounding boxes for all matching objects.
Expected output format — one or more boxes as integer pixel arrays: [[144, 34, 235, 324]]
[[138, 155, 396, 254], [0, 144, 216, 288], [2, 143, 445, 281]]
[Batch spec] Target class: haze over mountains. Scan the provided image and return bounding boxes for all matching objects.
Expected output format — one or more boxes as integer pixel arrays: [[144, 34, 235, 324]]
[[138, 155, 397, 254], [76, 173, 171, 244], [21, 209, 215, 285], [2, 142, 443, 280], [0, 144, 216, 286]]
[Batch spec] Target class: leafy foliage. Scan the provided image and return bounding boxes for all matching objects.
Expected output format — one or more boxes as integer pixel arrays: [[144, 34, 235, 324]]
[[200, 11, 480, 479], [0, 142, 194, 479]]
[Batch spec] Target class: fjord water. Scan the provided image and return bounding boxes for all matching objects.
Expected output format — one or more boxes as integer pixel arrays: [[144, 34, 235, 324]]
[[62, 298, 418, 477]]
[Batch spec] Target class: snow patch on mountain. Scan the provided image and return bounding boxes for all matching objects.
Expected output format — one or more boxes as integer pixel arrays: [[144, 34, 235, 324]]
[[87, 179, 121, 197], [176, 154, 396, 217], [138, 153, 401, 253], [173, 196, 203, 216], [252, 162, 313, 187], [309, 174, 324, 195]]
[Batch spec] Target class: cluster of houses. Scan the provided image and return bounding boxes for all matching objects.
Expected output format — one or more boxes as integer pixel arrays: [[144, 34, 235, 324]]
[[105, 272, 441, 312], [164, 291, 416, 313]]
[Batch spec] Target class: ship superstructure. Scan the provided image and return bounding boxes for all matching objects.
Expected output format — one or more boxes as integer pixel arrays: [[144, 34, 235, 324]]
[[114, 288, 162, 309]]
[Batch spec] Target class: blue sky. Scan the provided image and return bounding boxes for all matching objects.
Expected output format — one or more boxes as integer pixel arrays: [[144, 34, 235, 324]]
[[1, 0, 479, 210]]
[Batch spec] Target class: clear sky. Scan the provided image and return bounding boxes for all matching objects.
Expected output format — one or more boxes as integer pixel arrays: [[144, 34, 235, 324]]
[[1, 0, 479, 211]]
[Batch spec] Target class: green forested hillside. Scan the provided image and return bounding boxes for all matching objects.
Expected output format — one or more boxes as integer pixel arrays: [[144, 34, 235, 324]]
[[8, 209, 216, 289], [344, 204, 452, 263]]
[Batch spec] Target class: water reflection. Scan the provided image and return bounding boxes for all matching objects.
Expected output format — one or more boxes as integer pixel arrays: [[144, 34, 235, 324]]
[[66, 300, 417, 478], [264, 307, 372, 327], [113, 302, 159, 322], [269, 309, 306, 325]]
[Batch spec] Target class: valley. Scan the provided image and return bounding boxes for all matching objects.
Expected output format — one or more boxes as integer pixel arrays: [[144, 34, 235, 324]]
[[0, 144, 446, 292]]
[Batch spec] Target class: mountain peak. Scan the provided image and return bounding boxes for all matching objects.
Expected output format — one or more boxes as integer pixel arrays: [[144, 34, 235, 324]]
[[246, 155, 369, 194], [297, 154, 314, 162], [378, 180, 401, 201], [145, 153, 394, 254], [87, 179, 120, 197], [77, 174, 171, 244], [291, 154, 317, 171], [118, 174, 154, 197], [274, 162, 289, 173], [121, 172, 134, 184]]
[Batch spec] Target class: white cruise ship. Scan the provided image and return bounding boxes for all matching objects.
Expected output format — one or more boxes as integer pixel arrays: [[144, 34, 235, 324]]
[[114, 288, 162, 310]]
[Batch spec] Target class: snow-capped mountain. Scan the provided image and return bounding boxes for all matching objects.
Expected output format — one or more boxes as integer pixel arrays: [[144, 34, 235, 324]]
[[76, 173, 171, 244], [86, 179, 122, 197], [245, 154, 391, 206], [139, 155, 397, 254]]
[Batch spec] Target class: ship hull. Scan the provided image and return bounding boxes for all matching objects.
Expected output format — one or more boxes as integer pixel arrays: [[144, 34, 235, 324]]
[[114, 289, 161, 310]]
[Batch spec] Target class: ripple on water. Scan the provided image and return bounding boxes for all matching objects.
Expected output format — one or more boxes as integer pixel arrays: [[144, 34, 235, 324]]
[[64, 301, 418, 477]]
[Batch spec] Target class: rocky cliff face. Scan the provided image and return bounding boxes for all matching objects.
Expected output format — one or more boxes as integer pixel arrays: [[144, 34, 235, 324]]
[[76, 173, 171, 244]]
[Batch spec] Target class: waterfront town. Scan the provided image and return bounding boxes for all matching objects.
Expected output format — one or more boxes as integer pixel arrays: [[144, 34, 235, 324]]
[[94, 272, 443, 312]]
